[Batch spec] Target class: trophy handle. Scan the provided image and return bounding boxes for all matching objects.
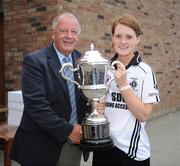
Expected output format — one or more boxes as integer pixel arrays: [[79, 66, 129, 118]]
[[107, 60, 125, 87], [59, 63, 82, 88]]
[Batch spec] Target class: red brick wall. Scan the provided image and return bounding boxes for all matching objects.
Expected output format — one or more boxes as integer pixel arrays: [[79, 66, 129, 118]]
[[3, 0, 180, 117]]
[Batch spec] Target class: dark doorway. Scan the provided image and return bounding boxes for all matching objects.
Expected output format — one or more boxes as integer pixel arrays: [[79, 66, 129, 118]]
[[0, 11, 5, 105]]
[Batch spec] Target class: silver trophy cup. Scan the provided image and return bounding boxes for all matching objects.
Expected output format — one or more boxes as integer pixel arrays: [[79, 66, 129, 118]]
[[60, 43, 119, 151]]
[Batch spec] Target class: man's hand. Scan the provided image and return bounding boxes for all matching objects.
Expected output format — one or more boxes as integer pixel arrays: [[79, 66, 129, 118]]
[[68, 123, 82, 144]]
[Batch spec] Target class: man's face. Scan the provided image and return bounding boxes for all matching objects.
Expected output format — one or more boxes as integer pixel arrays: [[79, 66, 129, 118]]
[[52, 17, 79, 55]]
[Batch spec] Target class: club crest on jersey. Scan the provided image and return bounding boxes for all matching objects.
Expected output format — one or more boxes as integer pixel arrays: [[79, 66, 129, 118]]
[[129, 78, 138, 90]]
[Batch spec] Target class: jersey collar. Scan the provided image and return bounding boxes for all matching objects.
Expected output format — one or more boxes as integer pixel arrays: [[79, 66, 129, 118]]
[[110, 51, 142, 69]]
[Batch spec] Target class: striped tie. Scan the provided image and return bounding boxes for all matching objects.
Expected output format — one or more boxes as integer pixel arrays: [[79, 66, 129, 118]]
[[63, 57, 77, 125]]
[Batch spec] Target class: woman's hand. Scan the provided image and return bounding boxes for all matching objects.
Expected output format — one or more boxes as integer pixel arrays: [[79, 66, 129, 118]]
[[114, 62, 128, 88]]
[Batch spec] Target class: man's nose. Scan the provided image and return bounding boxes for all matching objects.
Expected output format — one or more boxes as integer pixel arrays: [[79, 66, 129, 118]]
[[66, 30, 74, 38]]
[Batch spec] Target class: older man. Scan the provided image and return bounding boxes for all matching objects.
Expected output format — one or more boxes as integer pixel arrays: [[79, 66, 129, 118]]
[[10, 12, 90, 166]]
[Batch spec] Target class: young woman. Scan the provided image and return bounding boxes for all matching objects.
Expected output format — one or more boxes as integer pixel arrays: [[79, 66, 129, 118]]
[[93, 14, 160, 166]]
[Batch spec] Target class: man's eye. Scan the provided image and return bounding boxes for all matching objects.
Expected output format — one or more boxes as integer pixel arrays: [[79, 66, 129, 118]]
[[72, 31, 78, 35], [60, 29, 67, 33], [71, 31, 78, 36], [59, 29, 78, 36]]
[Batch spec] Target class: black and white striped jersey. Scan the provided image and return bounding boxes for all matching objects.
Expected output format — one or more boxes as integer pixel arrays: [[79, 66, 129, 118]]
[[105, 52, 160, 161]]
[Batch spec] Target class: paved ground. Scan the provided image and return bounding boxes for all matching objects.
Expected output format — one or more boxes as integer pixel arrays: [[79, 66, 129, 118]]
[[1, 110, 180, 166], [147, 110, 180, 166]]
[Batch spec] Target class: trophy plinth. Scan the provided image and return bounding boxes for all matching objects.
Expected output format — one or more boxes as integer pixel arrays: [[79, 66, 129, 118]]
[[80, 111, 113, 151]]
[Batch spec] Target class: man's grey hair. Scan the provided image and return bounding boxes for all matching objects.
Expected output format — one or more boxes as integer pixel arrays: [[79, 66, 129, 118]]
[[51, 12, 81, 35]]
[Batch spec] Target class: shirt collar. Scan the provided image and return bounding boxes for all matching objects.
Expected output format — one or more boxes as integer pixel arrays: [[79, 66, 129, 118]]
[[110, 51, 142, 69], [53, 43, 72, 64]]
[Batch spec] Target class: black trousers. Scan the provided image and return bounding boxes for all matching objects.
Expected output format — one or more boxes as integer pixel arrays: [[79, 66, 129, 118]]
[[93, 146, 150, 166]]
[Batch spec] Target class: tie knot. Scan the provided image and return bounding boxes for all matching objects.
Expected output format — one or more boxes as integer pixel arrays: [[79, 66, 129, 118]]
[[63, 56, 71, 63]]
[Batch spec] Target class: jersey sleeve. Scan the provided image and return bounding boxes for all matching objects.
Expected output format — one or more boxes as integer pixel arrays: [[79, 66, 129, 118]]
[[142, 69, 160, 104]]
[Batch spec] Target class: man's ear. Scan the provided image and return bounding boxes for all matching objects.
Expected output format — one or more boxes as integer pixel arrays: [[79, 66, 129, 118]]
[[51, 30, 55, 40]]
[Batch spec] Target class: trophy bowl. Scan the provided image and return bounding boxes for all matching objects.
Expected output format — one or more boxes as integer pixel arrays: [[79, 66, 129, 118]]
[[60, 43, 115, 151]]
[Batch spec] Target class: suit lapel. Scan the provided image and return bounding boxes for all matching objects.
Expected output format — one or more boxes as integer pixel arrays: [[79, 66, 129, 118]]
[[47, 44, 69, 98], [47, 44, 82, 110]]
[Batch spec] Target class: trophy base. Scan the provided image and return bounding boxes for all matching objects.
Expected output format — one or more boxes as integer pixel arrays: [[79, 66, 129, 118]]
[[80, 137, 114, 152]]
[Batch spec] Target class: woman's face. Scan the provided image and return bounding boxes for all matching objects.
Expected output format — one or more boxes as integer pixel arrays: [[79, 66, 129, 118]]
[[112, 23, 139, 57]]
